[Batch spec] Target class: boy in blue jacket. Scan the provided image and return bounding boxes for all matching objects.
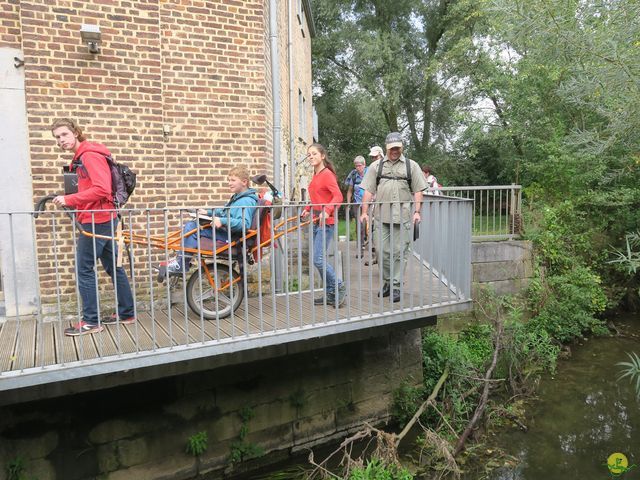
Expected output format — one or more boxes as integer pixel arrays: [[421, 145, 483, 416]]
[[163, 166, 258, 276]]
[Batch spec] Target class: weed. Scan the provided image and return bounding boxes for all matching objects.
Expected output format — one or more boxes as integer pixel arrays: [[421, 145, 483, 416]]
[[186, 431, 208, 457], [6, 457, 36, 480], [229, 407, 265, 464]]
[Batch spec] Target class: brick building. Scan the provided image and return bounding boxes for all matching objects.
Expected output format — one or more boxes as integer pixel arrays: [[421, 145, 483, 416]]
[[0, 0, 316, 315]]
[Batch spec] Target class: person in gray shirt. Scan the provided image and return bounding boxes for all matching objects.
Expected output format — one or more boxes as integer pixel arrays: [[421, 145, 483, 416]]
[[359, 132, 426, 302]]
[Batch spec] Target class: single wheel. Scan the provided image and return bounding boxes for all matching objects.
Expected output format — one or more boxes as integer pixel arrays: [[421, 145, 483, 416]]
[[186, 263, 243, 319]]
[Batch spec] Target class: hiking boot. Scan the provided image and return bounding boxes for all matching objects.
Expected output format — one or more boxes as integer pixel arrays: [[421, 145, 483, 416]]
[[314, 296, 326, 305], [378, 283, 391, 298], [391, 289, 401, 303], [64, 321, 104, 336], [102, 313, 136, 325]]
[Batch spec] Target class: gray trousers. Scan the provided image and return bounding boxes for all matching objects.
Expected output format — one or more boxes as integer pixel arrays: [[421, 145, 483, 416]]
[[375, 221, 412, 288]]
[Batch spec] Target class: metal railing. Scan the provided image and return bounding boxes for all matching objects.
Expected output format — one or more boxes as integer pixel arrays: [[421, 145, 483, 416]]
[[439, 185, 522, 240], [0, 197, 472, 389]]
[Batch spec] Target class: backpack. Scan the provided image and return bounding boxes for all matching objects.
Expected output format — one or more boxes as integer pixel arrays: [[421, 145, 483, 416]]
[[375, 158, 413, 193], [106, 156, 136, 207], [75, 154, 137, 207]]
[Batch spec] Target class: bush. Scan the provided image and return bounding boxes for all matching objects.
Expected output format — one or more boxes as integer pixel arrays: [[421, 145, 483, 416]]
[[529, 266, 608, 343]]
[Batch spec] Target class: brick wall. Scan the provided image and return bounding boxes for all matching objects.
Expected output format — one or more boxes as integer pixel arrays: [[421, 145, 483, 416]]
[[1, 0, 21, 48], [1, 1, 297, 304]]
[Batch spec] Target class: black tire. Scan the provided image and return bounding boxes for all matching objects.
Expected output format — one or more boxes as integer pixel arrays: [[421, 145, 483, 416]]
[[186, 263, 244, 319]]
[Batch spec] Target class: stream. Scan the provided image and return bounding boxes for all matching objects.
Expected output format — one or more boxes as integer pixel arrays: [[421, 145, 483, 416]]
[[482, 314, 640, 480]]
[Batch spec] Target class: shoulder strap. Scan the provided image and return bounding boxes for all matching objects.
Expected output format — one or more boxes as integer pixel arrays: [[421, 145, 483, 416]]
[[375, 158, 413, 193], [375, 159, 384, 186]]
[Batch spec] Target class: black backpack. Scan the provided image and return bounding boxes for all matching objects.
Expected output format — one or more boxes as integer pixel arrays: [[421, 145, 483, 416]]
[[106, 156, 136, 207], [74, 154, 137, 207], [375, 158, 413, 193]]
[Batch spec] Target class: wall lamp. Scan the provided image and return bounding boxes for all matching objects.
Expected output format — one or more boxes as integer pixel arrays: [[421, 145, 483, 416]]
[[80, 24, 101, 54]]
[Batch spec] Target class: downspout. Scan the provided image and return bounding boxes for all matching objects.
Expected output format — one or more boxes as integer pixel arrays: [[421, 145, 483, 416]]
[[269, 0, 284, 292], [270, 0, 282, 191], [287, 0, 295, 199]]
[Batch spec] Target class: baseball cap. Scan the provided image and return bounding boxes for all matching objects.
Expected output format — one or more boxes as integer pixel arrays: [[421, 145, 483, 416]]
[[354, 155, 366, 165], [368, 146, 384, 157], [385, 132, 403, 149]]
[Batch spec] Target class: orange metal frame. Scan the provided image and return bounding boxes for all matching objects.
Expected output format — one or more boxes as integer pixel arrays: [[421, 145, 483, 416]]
[[77, 214, 313, 293]]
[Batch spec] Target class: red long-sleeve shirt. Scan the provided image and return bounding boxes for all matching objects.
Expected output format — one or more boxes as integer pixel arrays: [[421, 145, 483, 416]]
[[64, 141, 116, 224], [305, 168, 343, 225]]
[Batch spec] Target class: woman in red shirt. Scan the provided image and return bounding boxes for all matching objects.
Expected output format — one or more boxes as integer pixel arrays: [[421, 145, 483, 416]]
[[301, 143, 346, 307]]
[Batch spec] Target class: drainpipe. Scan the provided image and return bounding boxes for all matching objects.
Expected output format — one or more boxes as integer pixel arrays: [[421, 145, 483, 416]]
[[269, 0, 284, 292], [287, 0, 296, 199]]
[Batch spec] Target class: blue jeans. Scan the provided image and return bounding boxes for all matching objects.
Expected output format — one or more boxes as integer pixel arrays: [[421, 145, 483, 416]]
[[176, 220, 229, 267], [312, 224, 342, 296], [77, 219, 135, 325]]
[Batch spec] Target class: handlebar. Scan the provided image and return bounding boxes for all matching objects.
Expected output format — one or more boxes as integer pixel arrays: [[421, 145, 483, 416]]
[[34, 195, 84, 231], [34, 195, 57, 218], [251, 174, 280, 198]]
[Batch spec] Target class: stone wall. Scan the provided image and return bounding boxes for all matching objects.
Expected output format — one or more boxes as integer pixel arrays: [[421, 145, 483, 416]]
[[471, 240, 534, 297], [439, 240, 534, 332], [0, 329, 423, 480]]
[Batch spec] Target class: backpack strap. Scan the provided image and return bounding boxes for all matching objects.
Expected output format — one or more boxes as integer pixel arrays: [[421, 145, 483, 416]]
[[375, 158, 413, 194]]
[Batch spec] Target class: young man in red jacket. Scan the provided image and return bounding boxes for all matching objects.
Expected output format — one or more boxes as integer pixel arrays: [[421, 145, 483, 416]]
[[51, 118, 135, 336]]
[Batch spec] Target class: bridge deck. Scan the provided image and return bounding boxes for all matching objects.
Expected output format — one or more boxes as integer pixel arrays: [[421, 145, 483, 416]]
[[0, 251, 469, 390]]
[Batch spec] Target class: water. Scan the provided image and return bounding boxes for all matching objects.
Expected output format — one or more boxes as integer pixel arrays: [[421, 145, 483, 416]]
[[485, 315, 640, 480]]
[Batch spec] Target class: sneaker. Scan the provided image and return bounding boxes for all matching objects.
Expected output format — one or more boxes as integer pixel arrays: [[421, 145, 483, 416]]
[[330, 283, 347, 307], [102, 313, 136, 325], [335, 283, 347, 307], [64, 321, 104, 336], [315, 294, 335, 305], [157, 259, 189, 281]]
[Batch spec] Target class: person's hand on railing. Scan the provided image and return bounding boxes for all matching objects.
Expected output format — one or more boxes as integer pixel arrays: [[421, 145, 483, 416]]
[[52, 195, 68, 207]]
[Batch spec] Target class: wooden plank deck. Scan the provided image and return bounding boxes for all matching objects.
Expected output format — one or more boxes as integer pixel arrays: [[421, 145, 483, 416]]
[[0, 253, 466, 376]]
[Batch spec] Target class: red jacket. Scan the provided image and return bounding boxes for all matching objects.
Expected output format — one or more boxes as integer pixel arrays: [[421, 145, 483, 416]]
[[305, 168, 343, 225], [64, 141, 115, 224]]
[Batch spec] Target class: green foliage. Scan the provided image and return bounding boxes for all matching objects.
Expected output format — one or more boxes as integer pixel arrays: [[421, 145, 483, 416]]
[[529, 266, 608, 343], [415, 325, 494, 432], [185, 431, 208, 457], [347, 458, 413, 480], [391, 381, 425, 427], [500, 319, 560, 380], [617, 352, 640, 399], [529, 203, 593, 273], [229, 407, 265, 464], [5, 457, 36, 480], [609, 232, 640, 275]]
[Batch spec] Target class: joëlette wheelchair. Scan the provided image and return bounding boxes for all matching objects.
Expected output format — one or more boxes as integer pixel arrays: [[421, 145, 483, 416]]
[[35, 175, 311, 320]]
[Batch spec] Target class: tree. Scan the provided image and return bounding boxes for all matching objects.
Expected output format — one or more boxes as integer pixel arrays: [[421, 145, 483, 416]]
[[312, 0, 482, 176]]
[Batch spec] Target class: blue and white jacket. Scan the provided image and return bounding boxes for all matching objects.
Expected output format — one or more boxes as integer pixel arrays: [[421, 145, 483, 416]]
[[207, 188, 258, 233]]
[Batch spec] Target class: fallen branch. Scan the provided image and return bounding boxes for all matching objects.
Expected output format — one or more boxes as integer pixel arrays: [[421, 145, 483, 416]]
[[454, 317, 504, 457], [396, 366, 449, 447]]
